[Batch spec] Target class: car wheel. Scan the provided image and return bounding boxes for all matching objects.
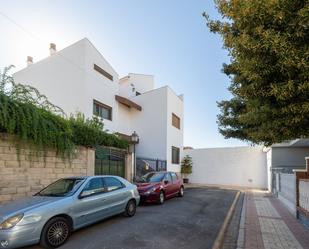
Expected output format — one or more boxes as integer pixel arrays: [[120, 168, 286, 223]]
[[124, 199, 137, 217], [178, 186, 184, 197], [40, 217, 71, 249], [158, 191, 165, 205]]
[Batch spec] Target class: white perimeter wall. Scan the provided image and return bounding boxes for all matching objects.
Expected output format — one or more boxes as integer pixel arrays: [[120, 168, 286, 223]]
[[184, 146, 267, 189]]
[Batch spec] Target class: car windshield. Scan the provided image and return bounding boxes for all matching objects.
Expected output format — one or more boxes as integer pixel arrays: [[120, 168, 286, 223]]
[[36, 178, 85, 197], [139, 172, 165, 183]]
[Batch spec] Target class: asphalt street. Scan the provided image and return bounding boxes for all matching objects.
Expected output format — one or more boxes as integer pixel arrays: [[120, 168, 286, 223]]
[[24, 187, 237, 249]]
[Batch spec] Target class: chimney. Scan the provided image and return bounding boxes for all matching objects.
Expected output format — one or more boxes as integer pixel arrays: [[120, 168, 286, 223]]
[[49, 43, 56, 55], [27, 56, 33, 66]]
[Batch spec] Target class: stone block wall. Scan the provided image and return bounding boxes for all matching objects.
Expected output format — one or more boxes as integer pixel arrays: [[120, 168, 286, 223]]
[[0, 133, 95, 203]]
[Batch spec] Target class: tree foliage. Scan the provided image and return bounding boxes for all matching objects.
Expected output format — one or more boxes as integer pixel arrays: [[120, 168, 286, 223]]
[[181, 155, 193, 176], [0, 66, 128, 157], [204, 0, 309, 146]]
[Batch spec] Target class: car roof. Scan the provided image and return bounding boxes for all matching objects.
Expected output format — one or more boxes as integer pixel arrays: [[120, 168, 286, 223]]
[[63, 175, 122, 180], [146, 171, 177, 174]]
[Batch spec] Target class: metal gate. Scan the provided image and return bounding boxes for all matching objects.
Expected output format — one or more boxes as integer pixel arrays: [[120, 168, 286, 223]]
[[95, 146, 126, 178]]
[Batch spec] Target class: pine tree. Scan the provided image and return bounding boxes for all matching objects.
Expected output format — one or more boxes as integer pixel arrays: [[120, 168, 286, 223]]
[[204, 0, 309, 146]]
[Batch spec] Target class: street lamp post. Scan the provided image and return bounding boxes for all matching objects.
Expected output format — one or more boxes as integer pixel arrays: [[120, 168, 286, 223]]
[[131, 131, 139, 181]]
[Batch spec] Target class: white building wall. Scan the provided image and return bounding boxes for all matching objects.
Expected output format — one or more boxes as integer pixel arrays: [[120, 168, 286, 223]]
[[13, 38, 120, 132], [12, 38, 184, 169], [266, 149, 272, 192], [117, 104, 132, 136], [119, 74, 154, 98], [166, 87, 184, 172], [13, 40, 88, 117], [130, 87, 168, 161], [184, 146, 268, 189], [83, 39, 119, 132]]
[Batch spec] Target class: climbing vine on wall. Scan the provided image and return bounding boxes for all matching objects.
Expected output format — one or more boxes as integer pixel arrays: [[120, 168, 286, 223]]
[[0, 66, 128, 158]]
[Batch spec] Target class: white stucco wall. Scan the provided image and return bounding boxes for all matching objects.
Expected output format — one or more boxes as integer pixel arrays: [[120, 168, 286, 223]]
[[119, 73, 154, 98], [266, 148, 272, 191], [13, 39, 88, 117], [166, 87, 184, 172], [184, 146, 268, 189], [12, 38, 184, 170], [130, 87, 168, 161], [13, 38, 119, 132]]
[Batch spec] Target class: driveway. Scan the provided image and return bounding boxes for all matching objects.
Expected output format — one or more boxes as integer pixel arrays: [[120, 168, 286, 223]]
[[24, 187, 237, 249]]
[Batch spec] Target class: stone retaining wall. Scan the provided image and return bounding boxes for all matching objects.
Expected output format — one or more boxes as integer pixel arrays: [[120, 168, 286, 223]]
[[0, 133, 95, 203]]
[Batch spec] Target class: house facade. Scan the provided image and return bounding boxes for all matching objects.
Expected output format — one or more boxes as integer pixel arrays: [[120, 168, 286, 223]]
[[13, 38, 184, 174]]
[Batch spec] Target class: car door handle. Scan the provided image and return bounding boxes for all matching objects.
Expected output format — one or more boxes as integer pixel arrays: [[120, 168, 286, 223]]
[[101, 199, 106, 202]]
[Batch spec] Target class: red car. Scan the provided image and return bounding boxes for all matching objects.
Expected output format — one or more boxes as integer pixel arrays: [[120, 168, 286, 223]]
[[136, 171, 184, 204]]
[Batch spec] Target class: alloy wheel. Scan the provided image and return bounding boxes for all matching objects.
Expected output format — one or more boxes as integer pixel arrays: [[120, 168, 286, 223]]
[[47, 221, 69, 247], [159, 192, 165, 204], [125, 200, 136, 217], [180, 187, 184, 196]]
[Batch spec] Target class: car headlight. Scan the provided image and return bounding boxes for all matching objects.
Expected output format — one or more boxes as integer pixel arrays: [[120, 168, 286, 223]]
[[145, 187, 157, 195], [0, 214, 24, 230]]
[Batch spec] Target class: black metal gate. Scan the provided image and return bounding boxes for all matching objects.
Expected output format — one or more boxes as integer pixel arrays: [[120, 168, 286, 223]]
[[136, 157, 167, 177], [95, 146, 126, 178]]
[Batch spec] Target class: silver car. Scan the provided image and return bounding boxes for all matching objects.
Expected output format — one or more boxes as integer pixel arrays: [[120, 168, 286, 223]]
[[0, 176, 140, 249]]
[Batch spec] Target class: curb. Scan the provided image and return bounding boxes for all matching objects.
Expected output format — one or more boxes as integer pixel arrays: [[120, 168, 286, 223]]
[[236, 192, 246, 249], [212, 191, 241, 249]]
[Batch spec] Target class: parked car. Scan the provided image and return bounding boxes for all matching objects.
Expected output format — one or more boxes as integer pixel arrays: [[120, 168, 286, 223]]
[[0, 176, 140, 249], [136, 171, 184, 204]]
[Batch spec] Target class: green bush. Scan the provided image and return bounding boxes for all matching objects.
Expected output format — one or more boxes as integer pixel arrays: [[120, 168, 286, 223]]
[[69, 114, 128, 149], [0, 66, 128, 156], [180, 155, 193, 177]]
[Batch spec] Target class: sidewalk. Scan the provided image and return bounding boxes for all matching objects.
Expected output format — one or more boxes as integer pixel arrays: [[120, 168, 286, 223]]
[[238, 191, 309, 249]]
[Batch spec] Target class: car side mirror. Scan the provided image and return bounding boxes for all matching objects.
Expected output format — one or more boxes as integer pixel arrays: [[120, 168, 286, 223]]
[[79, 190, 93, 199], [164, 180, 169, 185]]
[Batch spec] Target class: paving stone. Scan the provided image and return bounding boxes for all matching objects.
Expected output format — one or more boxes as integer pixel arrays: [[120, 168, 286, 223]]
[[240, 191, 308, 249]]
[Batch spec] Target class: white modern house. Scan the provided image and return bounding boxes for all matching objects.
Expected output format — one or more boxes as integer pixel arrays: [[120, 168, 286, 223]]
[[13, 38, 184, 173]]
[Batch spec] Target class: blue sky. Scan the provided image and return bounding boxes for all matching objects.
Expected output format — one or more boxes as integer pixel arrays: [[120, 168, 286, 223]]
[[0, 0, 248, 148]]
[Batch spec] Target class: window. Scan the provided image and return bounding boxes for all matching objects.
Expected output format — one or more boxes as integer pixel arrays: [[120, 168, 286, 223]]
[[164, 173, 172, 182], [93, 100, 112, 120], [172, 113, 180, 129], [94, 64, 113, 81], [83, 178, 105, 195], [172, 146, 180, 164], [140, 172, 165, 183], [37, 178, 85, 197], [171, 172, 178, 182], [104, 177, 124, 192]]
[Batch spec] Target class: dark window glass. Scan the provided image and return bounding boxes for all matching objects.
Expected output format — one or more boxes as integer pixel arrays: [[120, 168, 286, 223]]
[[104, 177, 124, 192], [37, 178, 85, 197], [139, 172, 165, 183], [164, 173, 172, 182], [171, 172, 178, 182], [83, 178, 105, 195], [172, 146, 180, 164], [93, 100, 112, 120]]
